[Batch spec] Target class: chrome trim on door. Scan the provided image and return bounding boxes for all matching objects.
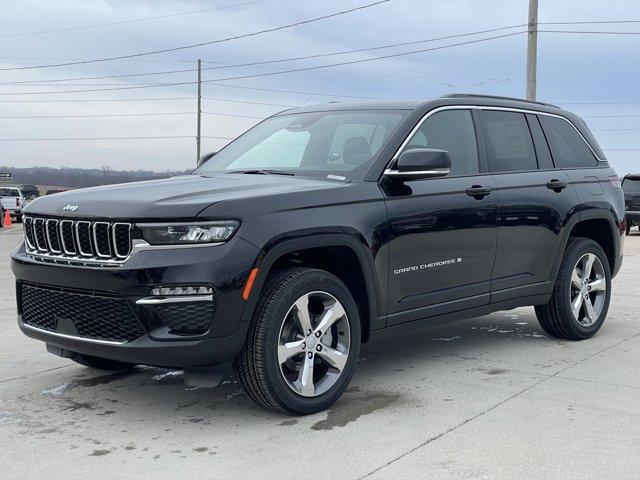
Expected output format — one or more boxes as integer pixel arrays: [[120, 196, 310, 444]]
[[383, 105, 604, 176]]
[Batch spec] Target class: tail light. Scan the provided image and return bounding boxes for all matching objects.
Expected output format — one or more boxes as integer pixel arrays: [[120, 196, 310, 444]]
[[609, 175, 622, 189]]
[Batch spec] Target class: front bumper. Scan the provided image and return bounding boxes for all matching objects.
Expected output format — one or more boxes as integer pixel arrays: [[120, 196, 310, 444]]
[[18, 317, 249, 367], [11, 236, 259, 367]]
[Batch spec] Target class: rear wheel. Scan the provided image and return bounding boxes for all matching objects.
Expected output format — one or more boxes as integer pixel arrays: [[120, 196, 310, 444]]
[[70, 352, 135, 371], [535, 238, 611, 340], [234, 267, 361, 414]]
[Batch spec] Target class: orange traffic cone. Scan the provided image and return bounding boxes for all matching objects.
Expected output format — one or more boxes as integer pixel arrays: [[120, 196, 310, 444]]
[[3, 209, 11, 227]]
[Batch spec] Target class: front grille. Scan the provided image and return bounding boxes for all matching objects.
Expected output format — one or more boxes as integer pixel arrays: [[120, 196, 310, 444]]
[[20, 283, 145, 343], [24, 216, 132, 264]]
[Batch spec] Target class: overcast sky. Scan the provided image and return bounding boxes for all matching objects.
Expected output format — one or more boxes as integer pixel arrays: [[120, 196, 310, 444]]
[[1, 0, 640, 173]]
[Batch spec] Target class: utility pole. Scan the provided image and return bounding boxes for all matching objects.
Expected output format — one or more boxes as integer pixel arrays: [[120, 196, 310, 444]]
[[526, 0, 538, 101], [196, 58, 202, 164]]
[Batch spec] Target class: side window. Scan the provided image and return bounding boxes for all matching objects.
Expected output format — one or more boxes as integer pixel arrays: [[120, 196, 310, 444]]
[[482, 110, 537, 172], [527, 114, 554, 169], [402, 109, 479, 176], [539, 115, 598, 168]]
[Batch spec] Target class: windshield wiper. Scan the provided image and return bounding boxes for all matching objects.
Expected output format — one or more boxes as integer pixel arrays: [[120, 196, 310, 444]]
[[226, 169, 295, 176]]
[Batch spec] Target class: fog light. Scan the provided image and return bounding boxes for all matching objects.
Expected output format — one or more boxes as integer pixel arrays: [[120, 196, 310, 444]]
[[151, 286, 213, 296]]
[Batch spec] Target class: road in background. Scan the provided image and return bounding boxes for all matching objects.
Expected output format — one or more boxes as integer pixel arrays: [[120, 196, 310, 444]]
[[1, 225, 640, 479]]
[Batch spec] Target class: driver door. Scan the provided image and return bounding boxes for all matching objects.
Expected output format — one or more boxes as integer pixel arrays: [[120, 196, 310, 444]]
[[383, 108, 498, 325]]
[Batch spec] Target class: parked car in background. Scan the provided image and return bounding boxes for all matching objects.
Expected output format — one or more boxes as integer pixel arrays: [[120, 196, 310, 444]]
[[0, 187, 25, 222], [622, 174, 640, 234], [19, 184, 40, 201]]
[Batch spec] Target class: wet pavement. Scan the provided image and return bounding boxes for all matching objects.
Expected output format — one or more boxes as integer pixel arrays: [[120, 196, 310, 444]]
[[1, 225, 640, 479]]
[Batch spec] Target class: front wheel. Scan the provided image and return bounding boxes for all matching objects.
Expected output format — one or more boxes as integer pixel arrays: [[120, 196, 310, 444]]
[[535, 238, 611, 340], [234, 267, 361, 414]]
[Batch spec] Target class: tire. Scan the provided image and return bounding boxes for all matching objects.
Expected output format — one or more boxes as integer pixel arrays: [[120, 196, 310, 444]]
[[234, 267, 361, 414], [70, 352, 135, 370], [535, 238, 611, 340]]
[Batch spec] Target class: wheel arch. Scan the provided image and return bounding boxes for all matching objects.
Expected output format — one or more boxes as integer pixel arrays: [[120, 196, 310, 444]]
[[553, 209, 620, 279], [240, 234, 382, 342]]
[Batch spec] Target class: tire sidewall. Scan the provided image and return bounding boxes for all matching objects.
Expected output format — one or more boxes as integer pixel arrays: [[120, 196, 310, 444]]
[[556, 239, 612, 339], [261, 270, 361, 414]]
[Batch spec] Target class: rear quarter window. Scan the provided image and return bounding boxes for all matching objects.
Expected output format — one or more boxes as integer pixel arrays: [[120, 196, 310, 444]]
[[539, 115, 598, 168]]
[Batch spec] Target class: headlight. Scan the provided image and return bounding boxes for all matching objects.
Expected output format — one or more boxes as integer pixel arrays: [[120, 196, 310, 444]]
[[138, 221, 239, 245]]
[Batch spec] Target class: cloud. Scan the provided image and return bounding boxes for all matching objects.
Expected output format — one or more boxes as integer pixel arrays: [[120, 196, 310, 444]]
[[0, 0, 639, 173]]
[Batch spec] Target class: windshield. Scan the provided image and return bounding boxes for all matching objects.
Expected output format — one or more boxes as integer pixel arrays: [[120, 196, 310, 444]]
[[0, 188, 19, 197], [623, 178, 640, 193], [195, 109, 410, 179]]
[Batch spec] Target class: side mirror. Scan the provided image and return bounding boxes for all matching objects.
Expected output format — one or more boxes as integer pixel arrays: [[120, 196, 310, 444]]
[[198, 151, 217, 167], [384, 148, 451, 181]]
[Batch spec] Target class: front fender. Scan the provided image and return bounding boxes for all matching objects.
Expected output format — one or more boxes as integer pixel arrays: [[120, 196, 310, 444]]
[[238, 232, 383, 337]]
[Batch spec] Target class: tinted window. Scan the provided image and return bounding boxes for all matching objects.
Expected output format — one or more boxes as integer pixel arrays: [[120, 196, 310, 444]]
[[623, 178, 640, 193], [527, 114, 554, 169], [0, 188, 18, 197], [482, 111, 537, 172], [403, 109, 479, 176], [540, 115, 597, 168]]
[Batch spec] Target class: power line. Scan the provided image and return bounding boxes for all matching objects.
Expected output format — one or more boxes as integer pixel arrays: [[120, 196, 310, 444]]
[[0, 31, 525, 96], [0, 24, 526, 85], [203, 96, 295, 107], [203, 111, 265, 119], [0, 1, 268, 39], [0, 112, 195, 119], [200, 31, 526, 84], [539, 20, 640, 25], [0, 95, 296, 106], [539, 29, 640, 35], [0, 1, 392, 71], [0, 135, 197, 141], [0, 96, 194, 103]]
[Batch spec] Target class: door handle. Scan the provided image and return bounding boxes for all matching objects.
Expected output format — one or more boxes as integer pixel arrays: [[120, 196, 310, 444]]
[[546, 179, 567, 192], [466, 185, 492, 199]]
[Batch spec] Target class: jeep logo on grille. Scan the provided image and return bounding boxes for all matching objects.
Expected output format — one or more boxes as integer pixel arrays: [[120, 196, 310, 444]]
[[62, 204, 79, 212]]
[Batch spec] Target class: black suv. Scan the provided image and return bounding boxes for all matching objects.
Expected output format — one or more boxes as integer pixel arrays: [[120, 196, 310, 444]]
[[12, 94, 625, 414]]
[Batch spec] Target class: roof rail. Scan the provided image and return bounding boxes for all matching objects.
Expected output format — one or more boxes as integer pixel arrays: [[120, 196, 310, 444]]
[[441, 93, 559, 108]]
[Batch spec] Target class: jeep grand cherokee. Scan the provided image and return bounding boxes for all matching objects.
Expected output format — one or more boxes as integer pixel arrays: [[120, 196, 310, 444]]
[[12, 94, 625, 414]]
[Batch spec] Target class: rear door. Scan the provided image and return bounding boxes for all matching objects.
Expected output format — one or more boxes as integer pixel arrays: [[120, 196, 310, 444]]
[[479, 109, 579, 301], [383, 108, 498, 324], [538, 114, 610, 202]]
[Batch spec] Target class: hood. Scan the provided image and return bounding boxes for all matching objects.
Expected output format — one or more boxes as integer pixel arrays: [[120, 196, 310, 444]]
[[24, 174, 346, 220]]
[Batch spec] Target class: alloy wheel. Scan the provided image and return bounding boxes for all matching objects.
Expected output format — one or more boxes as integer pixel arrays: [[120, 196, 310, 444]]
[[570, 252, 607, 327], [277, 291, 351, 397]]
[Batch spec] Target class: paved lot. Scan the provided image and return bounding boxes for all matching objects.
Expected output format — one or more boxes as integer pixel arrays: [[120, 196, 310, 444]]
[[1, 225, 639, 479]]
